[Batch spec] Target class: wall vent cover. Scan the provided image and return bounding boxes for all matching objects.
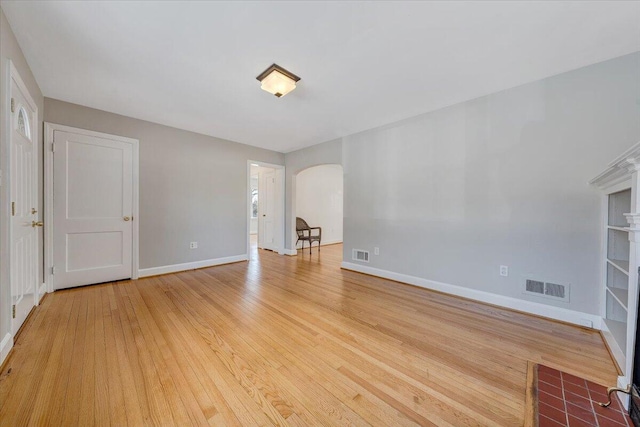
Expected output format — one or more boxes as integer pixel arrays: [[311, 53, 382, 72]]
[[352, 249, 370, 263], [526, 279, 544, 294], [525, 279, 570, 302], [545, 282, 565, 299]]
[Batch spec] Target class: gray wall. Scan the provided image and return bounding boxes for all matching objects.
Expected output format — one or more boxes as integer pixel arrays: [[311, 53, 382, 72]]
[[284, 138, 342, 250], [0, 7, 44, 349], [343, 52, 640, 315], [44, 98, 284, 269]]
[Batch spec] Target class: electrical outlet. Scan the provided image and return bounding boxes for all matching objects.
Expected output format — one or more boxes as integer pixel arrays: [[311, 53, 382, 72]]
[[190, 242, 198, 249], [374, 247, 380, 255], [499, 265, 508, 276]]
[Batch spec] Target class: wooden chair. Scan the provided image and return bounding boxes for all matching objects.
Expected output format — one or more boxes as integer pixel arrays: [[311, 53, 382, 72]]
[[296, 217, 321, 254]]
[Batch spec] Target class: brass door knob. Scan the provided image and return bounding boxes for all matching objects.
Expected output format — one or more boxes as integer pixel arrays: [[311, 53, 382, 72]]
[[31, 221, 43, 227], [123, 216, 130, 221]]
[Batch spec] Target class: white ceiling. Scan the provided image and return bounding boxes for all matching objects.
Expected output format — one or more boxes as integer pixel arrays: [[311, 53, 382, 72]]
[[3, 1, 639, 153]]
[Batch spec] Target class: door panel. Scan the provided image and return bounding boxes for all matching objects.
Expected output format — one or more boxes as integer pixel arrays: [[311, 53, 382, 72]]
[[261, 170, 276, 250], [53, 131, 133, 289], [67, 231, 124, 271], [67, 141, 124, 218], [10, 77, 38, 334]]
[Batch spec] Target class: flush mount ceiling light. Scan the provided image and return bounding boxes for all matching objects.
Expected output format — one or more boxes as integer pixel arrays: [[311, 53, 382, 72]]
[[256, 64, 301, 98]]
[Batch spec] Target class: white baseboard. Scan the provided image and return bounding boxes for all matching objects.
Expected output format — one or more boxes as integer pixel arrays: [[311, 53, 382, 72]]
[[320, 239, 343, 246], [290, 239, 343, 255], [38, 283, 47, 304], [295, 239, 342, 249], [280, 249, 298, 256], [0, 333, 12, 367], [601, 320, 625, 372], [139, 254, 248, 278], [341, 262, 602, 330]]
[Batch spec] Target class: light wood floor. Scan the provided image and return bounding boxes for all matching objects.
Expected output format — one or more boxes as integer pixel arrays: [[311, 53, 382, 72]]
[[0, 243, 617, 426]]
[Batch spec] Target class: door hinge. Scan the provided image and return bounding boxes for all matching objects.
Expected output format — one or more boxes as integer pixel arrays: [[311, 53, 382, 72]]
[[12, 304, 16, 319], [51, 143, 55, 152], [51, 266, 56, 275], [10, 98, 15, 113], [11, 201, 15, 216]]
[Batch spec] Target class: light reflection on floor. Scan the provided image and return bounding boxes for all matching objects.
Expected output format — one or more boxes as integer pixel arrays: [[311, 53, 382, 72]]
[[246, 234, 261, 294], [246, 235, 327, 294]]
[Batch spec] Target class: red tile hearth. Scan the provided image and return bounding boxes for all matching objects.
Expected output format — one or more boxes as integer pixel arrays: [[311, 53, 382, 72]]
[[536, 365, 633, 427]]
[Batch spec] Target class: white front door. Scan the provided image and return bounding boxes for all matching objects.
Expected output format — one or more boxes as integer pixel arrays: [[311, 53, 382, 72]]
[[259, 170, 276, 251], [10, 69, 39, 334], [53, 130, 133, 289]]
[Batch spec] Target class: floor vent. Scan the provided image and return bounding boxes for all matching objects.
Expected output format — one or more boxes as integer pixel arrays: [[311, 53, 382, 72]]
[[352, 249, 370, 263], [525, 279, 569, 302]]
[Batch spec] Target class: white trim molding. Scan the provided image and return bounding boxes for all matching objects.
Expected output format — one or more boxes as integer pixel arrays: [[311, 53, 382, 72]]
[[0, 333, 12, 367], [295, 239, 343, 249], [37, 283, 46, 304], [246, 160, 286, 257], [341, 262, 602, 329], [288, 239, 343, 256], [138, 254, 248, 278], [589, 141, 640, 189]]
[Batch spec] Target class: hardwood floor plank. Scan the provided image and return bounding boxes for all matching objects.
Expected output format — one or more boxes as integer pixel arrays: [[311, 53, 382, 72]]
[[0, 290, 73, 425], [104, 285, 146, 426], [60, 288, 89, 426], [0, 291, 55, 417], [79, 287, 97, 427], [19, 292, 76, 425], [94, 286, 113, 427], [101, 285, 128, 426], [0, 244, 618, 426]]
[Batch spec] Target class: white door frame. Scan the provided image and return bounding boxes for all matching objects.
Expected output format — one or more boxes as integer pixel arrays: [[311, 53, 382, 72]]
[[6, 61, 40, 324], [44, 123, 140, 292], [246, 160, 285, 256]]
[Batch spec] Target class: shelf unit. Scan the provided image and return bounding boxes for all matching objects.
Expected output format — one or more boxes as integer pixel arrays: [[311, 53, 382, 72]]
[[590, 141, 640, 396], [604, 191, 632, 355]]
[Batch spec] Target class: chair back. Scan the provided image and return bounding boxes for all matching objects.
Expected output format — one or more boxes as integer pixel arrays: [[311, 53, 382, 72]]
[[296, 217, 310, 235]]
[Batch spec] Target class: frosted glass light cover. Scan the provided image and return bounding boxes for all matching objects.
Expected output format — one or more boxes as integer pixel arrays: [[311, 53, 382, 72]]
[[260, 70, 297, 97]]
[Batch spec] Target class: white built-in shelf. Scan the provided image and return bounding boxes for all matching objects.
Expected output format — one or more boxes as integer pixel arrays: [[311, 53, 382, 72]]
[[607, 286, 629, 311], [604, 317, 628, 355], [591, 141, 640, 390], [607, 258, 630, 275]]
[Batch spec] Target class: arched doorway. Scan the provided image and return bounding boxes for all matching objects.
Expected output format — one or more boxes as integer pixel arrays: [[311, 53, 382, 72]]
[[291, 164, 343, 254]]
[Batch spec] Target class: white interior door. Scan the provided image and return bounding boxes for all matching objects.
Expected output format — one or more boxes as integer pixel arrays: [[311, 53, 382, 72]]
[[53, 130, 133, 289], [10, 73, 39, 334], [259, 169, 276, 251]]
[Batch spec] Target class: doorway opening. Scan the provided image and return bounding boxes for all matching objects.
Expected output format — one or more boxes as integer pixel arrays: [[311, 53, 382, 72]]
[[291, 164, 343, 256], [247, 161, 285, 258]]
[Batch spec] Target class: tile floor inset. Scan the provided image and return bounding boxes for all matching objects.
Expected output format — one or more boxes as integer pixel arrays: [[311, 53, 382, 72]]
[[537, 365, 633, 427]]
